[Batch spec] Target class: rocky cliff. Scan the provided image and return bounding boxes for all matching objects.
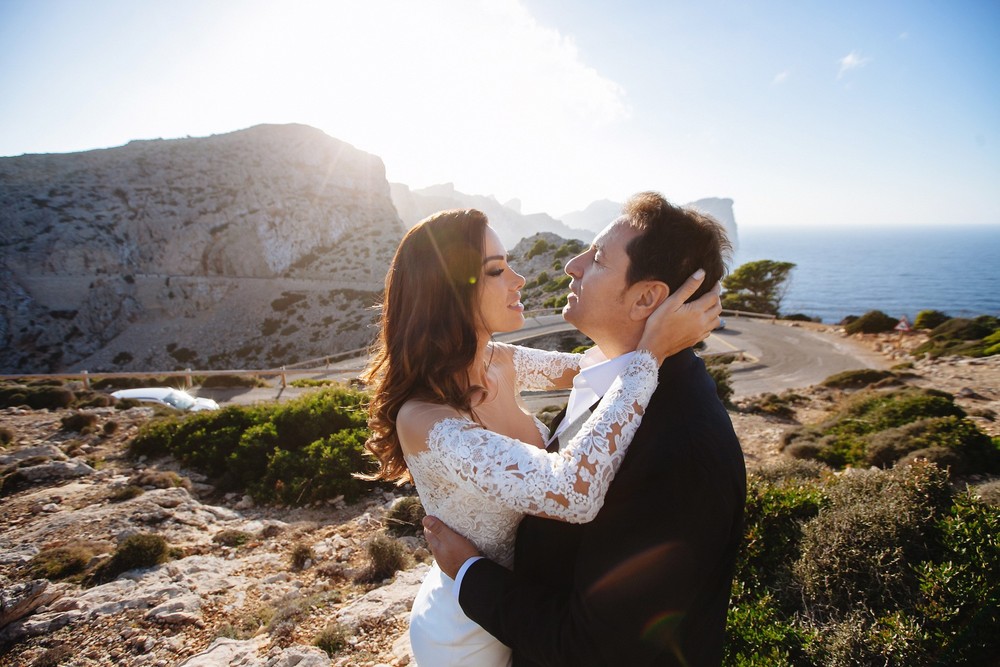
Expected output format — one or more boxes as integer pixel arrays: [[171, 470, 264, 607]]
[[0, 125, 405, 373], [390, 182, 594, 249]]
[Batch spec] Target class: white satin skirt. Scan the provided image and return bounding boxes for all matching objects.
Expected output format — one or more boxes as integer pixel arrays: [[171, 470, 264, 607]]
[[409, 562, 512, 667]]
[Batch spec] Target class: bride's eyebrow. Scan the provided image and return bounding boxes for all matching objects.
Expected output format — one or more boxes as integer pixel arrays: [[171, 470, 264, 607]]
[[482, 254, 506, 264]]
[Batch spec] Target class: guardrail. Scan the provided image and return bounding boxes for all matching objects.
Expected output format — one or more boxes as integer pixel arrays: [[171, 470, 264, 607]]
[[0, 367, 348, 390]]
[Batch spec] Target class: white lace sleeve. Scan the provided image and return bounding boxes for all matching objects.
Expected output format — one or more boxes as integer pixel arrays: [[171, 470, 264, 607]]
[[427, 350, 658, 523], [512, 345, 582, 391]]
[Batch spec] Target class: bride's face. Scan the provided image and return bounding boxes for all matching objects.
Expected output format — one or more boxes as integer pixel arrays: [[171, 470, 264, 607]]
[[476, 226, 526, 336]]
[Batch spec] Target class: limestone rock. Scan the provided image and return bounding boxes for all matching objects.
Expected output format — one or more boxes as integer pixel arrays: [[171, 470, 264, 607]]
[[336, 564, 429, 630], [0, 579, 64, 629]]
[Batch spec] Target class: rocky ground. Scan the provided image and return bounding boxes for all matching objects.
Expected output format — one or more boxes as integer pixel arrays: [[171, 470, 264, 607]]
[[1, 330, 998, 666]]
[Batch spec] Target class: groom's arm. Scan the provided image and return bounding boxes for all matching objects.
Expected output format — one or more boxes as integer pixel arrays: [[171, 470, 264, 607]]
[[423, 517, 615, 666]]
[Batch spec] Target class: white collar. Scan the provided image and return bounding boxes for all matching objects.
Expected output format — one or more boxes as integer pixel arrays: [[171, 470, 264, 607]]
[[548, 349, 637, 445]]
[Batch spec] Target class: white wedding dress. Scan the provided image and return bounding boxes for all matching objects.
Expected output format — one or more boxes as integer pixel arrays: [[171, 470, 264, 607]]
[[404, 346, 659, 667]]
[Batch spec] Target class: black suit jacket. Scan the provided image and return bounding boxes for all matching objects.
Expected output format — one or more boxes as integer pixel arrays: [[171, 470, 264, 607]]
[[459, 349, 746, 667]]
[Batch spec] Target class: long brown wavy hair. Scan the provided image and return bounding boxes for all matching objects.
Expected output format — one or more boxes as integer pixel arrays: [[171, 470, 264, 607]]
[[361, 209, 490, 483]]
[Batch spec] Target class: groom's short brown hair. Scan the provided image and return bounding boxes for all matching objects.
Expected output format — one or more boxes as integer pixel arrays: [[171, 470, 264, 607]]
[[621, 191, 731, 301]]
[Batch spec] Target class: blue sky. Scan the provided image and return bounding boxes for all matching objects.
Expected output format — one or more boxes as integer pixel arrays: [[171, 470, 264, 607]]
[[1, 0, 997, 228]]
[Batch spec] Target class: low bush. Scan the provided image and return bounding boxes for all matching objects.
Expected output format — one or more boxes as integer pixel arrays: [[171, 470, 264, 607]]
[[914, 309, 951, 330], [864, 416, 1000, 474], [355, 534, 410, 584], [108, 485, 144, 502], [740, 392, 804, 419], [780, 388, 968, 468], [821, 368, 895, 390], [385, 496, 426, 537], [314, 621, 350, 656], [201, 374, 268, 388], [89, 533, 173, 585], [290, 542, 315, 570], [129, 387, 376, 505], [60, 412, 98, 433], [705, 363, 734, 405], [26, 544, 99, 580], [0, 426, 13, 446], [0, 383, 74, 410], [726, 461, 1000, 665], [844, 310, 899, 335], [914, 315, 1000, 358]]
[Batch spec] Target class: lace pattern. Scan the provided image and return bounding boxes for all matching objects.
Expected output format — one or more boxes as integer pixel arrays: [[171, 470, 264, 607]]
[[405, 350, 658, 567], [512, 346, 582, 391]]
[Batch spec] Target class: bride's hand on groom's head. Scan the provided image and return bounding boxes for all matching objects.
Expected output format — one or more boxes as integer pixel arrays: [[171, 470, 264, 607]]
[[638, 270, 722, 364], [422, 516, 481, 580]]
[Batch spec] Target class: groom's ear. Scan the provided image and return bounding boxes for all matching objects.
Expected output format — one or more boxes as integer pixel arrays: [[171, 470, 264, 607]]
[[628, 281, 670, 321]]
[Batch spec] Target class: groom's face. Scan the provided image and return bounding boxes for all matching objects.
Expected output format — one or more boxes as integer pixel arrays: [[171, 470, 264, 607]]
[[562, 218, 640, 344]]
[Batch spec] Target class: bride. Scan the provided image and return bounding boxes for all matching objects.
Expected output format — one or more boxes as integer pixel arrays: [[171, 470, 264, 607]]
[[361, 208, 718, 666]]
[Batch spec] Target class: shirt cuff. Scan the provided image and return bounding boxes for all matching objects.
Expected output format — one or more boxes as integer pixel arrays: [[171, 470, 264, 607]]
[[452, 556, 484, 601]]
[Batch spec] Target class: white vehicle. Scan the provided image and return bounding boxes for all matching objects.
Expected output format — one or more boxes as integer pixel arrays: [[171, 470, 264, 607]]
[[111, 387, 219, 412]]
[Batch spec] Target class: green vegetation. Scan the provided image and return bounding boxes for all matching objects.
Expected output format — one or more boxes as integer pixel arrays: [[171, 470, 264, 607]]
[[820, 368, 896, 389], [525, 237, 552, 259], [726, 460, 1000, 666], [722, 260, 796, 316], [88, 533, 176, 585], [314, 622, 350, 656], [60, 412, 98, 433], [914, 309, 951, 330], [290, 542, 316, 570], [0, 426, 14, 446], [844, 310, 899, 335], [780, 387, 1000, 473], [355, 534, 411, 583], [913, 315, 1000, 358], [740, 391, 807, 420], [27, 544, 101, 581], [213, 529, 253, 548], [201, 374, 269, 388], [129, 387, 377, 505]]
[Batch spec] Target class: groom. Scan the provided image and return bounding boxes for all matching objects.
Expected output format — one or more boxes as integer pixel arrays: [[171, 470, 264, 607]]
[[423, 192, 746, 666]]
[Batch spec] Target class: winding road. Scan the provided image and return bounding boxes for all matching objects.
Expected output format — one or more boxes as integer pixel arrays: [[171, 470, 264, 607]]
[[204, 314, 889, 407]]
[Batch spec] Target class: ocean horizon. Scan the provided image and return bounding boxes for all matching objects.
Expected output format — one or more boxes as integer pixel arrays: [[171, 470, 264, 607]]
[[730, 225, 1000, 324]]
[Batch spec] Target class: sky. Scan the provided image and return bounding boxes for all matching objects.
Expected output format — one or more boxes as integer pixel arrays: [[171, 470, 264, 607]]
[[1, 0, 998, 229]]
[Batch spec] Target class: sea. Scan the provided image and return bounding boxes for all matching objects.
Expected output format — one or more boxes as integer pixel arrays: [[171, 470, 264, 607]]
[[729, 225, 1000, 324]]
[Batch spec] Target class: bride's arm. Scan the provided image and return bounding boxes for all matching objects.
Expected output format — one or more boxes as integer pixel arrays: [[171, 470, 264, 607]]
[[397, 350, 658, 523]]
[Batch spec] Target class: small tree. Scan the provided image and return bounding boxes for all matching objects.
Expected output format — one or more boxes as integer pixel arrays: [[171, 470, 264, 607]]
[[722, 260, 796, 316]]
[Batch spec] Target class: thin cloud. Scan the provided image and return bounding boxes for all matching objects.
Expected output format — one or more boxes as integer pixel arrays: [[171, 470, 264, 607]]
[[772, 70, 790, 85], [898, 31, 909, 40], [838, 51, 871, 78]]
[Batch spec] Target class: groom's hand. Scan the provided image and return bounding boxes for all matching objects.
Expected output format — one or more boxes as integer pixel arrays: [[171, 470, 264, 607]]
[[422, 516, 481, 579]]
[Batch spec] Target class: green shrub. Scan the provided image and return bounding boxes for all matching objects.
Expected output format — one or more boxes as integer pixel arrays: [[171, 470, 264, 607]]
[[864, 416, 1000, 473], [290, 542, 315, 570], [27, 545, 98, 580], [314, 621, 350, 656], [914, 309, 950, 330], [795, 462, 952, 617], [0, 383, 75, 410], [356, 534, 410, 583], [729, 464, 1000, 664], [735, 473, 826, 612], [525, 237, 551, 259], [706, 363, 734, 405], [844, 310, 899, 335], [0, 426, 13, 446], [60, 412, 98, 433], [90, 533, 172, 584], [542, 293, 568, 309], [724, 593, 814, 666], [201, 374, 268, 388], [740, 392, 802, 419], [385, 496, 426, 537], [821, 368, 895, 389], [109, 485, 144, 502], [781, 388, 965, 468]]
